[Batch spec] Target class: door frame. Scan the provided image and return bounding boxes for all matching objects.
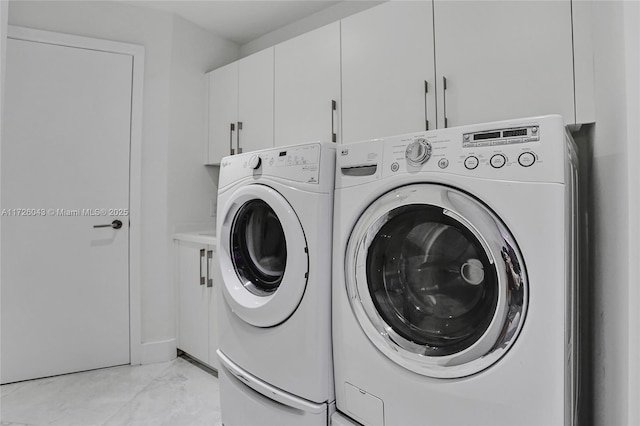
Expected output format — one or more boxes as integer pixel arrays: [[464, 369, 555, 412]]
[[5, 25, 145, 365]]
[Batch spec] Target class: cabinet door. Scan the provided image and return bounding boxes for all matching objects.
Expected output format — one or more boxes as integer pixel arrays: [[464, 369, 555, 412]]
[[341, 1, 436, 143], [238, 47, 274, 153], [433, 0, 575, 127], [208, 246, 221, 370], [177, 241, 210, 364], [275, 22, 340, 146], [207, 62, 238, 164]]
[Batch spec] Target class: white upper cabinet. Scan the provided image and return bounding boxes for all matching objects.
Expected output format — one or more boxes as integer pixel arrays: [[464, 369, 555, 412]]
[[341, 0, 584, 138], [207, 61, 238, 165], [341, 1, 436, 143], [206, 47, 274, 164], [206, 0, 592, 161], [433, 0, 575, 128], [275, 22, 340, 146], [237, 48, 274, 153]]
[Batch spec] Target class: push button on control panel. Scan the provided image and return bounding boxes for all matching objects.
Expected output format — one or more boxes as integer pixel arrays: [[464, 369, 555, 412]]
[[518, 152, 536, 167], [490, 154, 506, 169], [464, 156, 479, 170]]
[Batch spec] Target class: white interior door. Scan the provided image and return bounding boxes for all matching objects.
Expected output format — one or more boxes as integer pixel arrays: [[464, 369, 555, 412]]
[[1, 37, 133, 384]]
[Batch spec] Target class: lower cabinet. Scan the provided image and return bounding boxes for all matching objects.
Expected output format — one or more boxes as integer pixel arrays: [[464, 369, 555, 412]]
[[176, 240, 220, 371]]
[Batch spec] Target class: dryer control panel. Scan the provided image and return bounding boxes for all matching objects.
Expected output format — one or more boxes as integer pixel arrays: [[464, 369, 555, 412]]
[[229, 144, 320, 183], [219, 142, 336, 193]]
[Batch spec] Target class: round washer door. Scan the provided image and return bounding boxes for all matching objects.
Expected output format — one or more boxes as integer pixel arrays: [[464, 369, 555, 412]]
[[345, 184, 527, 378], [219, 184, 308, 328]]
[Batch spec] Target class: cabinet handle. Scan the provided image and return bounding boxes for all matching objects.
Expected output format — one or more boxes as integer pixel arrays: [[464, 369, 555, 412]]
[[207, 250, 213, 288], [237, 122, 243, 154], [229, 123, 235, 155], [442, 76, 449, 128], [199, 249, 205, 286], [331, 100, 337, 143], [424, 81, 430, 131]]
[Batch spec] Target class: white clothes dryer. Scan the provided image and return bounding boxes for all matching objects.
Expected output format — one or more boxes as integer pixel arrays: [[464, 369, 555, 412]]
[[217, 142, 336, 426], [332, 115, 579, 425]]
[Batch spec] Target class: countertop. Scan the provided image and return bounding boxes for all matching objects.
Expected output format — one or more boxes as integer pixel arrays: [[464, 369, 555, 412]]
[[173, 230, 217, 246]]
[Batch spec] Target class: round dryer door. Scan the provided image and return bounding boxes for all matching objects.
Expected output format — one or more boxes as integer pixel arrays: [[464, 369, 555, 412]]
[[219, 184, 308, 328], [345, 184, 527, 378]]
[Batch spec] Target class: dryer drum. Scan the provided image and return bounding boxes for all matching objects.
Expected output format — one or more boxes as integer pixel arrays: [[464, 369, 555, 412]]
[[345, 184, 527, 378], [231, 199, 287, 296], [366, 204, 499, 357]]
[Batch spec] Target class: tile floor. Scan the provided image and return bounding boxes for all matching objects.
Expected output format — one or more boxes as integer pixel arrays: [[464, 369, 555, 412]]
[[0, 356, 221, 426]]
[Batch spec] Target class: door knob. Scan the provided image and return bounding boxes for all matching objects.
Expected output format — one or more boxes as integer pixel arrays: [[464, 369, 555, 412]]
[[93, 220, 123, 229]]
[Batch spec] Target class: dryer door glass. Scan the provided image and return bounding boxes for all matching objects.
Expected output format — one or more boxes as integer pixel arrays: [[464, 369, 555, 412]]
[[232, 199, 287, 295], [366, 204, 498, 356]]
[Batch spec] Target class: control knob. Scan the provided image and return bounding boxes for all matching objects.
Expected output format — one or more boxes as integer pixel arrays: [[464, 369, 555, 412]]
[[248, 154, 262, 170], [405, 138, 432, 166]]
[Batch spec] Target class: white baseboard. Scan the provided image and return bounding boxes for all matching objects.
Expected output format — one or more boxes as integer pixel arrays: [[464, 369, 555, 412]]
[[139, 338, 177, 365]]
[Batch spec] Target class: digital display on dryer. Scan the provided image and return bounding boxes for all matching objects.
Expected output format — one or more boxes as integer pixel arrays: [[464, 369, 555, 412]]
[[503, 129, 528, 138], [473, 131, 500, 141], [463, 125, 539, 148]]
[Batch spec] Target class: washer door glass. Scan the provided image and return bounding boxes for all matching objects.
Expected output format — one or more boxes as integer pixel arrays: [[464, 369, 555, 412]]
[[367, 204, 497, 357], [232, 200, 287, 296], [346, 184, 527, 378], [219, 184, 309, 328]]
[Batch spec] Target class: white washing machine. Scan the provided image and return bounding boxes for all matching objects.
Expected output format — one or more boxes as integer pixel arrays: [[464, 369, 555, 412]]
[[216, 142, 336, 426], [332, 115, 579, 425]]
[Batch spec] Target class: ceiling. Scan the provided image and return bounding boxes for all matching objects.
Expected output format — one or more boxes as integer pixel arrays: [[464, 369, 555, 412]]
[[125, 1, 343, 45]]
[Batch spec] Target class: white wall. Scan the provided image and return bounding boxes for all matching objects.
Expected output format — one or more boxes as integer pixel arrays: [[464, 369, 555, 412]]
[[165, 13, 237, 352], [1, 1, 6, 112], [7, 0, 239, 362], [0, 0, 7, 340], [622, 2, 640, 423], [590, 1, 639, 424], [167, 14, 235, 235]]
